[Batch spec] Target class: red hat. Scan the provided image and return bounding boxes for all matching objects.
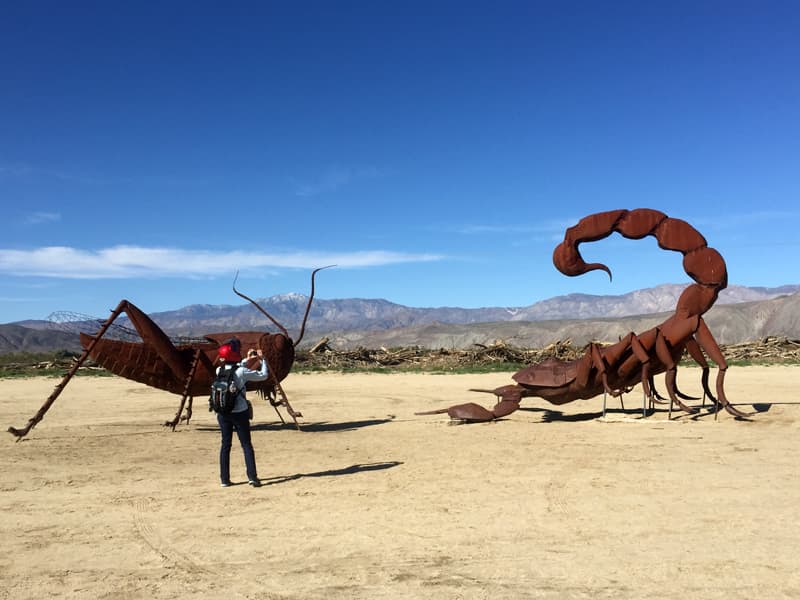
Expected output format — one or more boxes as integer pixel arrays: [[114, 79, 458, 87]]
[[217, 341, 242, 363]]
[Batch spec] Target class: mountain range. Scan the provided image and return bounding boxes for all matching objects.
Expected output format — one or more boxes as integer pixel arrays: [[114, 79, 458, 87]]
[[2, 283, 799, 354]]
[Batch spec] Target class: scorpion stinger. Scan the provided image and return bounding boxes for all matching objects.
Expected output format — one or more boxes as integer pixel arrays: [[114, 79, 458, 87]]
[[417, 208, 752, 423]]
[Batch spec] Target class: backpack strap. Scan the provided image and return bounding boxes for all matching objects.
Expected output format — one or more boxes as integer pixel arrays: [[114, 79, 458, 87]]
[[224, 364, 243, 399]]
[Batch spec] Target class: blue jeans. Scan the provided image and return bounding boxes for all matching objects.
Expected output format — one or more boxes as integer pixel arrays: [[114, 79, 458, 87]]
[[217, 410, 258, 483]]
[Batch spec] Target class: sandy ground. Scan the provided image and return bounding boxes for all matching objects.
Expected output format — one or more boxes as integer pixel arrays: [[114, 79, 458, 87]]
[[1, 366, 799, 600]]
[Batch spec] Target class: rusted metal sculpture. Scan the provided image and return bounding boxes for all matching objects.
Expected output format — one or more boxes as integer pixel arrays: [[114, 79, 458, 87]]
[[418, 209, 749, 422], [8, 267, 332, 439]]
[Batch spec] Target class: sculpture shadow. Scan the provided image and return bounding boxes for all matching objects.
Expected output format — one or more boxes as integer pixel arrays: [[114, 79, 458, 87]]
[[252, 418, 394, 433], [263, 461, 403, 486], [747, 401, 800, 413], [520, 404, 750, 423], [539, 409, 604, 423], [637, 403, 756, 422], [520, 405, 638, 422], [610, 403, 754, 422], [743, 401, 800, 414], [195, 417, 394, 434]]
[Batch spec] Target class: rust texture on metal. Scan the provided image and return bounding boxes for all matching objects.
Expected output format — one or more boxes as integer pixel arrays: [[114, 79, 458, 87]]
[[8, 267, 332, 439], [418, 208, 750, 422]]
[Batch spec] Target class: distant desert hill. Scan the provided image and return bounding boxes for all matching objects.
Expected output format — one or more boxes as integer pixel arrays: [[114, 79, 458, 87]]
[[325, 292, 800, 349], [0, 324, 84, 354], [2, 284, 799, 354]]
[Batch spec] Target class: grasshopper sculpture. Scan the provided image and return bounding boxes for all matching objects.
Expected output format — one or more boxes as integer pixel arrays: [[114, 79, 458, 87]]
[[8, 267, 332, 439]]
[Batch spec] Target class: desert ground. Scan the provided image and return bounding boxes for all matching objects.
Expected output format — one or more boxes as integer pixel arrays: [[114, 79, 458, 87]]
[[1, 366, 799, 599]]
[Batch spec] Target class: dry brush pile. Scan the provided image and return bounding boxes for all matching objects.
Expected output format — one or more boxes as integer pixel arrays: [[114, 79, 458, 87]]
[[295, 336, 800, 371], [720, 336, 800, 363], [295, 338, 582, 371], [3, 336, 799, 377]]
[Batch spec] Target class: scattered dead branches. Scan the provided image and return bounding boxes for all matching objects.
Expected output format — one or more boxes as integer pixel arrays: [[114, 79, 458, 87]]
[[295, 339, 577, 371], [722, 336, 800, 363], [295, 336, 800, 371], [3, 336, 798, 377]]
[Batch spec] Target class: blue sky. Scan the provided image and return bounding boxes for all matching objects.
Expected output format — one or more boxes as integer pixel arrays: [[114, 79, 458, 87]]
[[2, 1, 799, 324]]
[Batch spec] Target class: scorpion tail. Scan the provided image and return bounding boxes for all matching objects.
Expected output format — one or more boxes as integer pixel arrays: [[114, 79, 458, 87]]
[[552, 208, 727, 291]]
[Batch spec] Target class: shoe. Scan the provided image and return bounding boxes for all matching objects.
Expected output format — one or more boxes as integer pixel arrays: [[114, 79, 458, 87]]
[[248, 479, 262, 488], [220, 481, 232, 487]]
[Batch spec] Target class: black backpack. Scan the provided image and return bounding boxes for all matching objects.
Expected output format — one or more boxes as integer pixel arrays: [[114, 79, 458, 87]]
[[209, 364, 240, 414]]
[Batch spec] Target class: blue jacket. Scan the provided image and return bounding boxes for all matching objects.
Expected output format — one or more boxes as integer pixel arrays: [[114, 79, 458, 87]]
[[216, 358, 269, 413]]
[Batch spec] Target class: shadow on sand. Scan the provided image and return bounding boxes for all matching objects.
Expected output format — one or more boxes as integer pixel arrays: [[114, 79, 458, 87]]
[[253, 418, 395, 433], [517, 401, 775, 422], [195, 417, 394, 434], [263, 461, 403, 486]]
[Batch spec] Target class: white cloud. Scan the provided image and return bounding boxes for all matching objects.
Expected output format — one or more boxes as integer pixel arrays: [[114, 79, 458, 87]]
[[448, 217, 575, 237], [694, 210, 800, 230], [0, 164, 34, 177], [0, 245, 445, 279], [293, 165, 383, 197], [24, 212, 61, 225], [1, 161, 206, 187]]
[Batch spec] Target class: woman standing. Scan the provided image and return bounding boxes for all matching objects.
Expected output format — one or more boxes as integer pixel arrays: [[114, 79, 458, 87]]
[[214, 338, 268, 487]]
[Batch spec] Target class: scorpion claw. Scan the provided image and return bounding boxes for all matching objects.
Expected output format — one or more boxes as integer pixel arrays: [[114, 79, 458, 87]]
[[674, 399, 699, 414], [722, 403, 750, 419], [437, 403, 498, 422], [416, 398, 520, 423]]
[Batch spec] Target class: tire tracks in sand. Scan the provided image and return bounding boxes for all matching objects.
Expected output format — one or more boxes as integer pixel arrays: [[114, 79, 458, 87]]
[[132, 497, 217, 577]]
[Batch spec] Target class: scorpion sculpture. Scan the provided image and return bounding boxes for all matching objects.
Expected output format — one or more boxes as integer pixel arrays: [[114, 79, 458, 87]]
[[8, 267, 332, 439], [419, 208, 750, 422]]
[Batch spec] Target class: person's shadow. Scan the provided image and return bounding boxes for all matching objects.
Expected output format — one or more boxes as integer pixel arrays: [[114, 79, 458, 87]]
[[262, 461, 402, 486], [196, 417, 394, 434], [251, 417, 394, 432]]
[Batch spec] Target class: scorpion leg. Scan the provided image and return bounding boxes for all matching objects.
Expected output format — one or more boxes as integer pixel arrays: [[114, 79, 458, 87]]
[[628, 333, 656, 413], [648, 371, 700, 403], [628, 333, 651, 394], [655, 332, 699, 416], [694, 319, 750, 418], [630, 331, 693, 415], [589, 343, 618, 397], [685, 337, 718, 407], [647, 375, 670, 404], [643, 339, 700, 405], [649, 373, 700, 403]]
